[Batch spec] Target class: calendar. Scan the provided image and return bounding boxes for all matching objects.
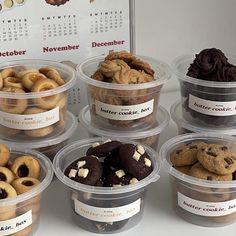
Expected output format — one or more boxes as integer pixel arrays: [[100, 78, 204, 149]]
[[0, 0, 134, 116]]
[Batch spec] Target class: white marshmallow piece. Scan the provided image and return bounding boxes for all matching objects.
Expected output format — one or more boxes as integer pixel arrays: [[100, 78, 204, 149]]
[[115, 169, 125, 178], [144, 158, 152, 167], [132, 151, 141, 161], [92, 142, 100, 148], [78, 168, 89, 178], [113, 184, 122, 187], [77, 160, 86, 168], [137, 144, 145, 155], [129, 178, 139, 184], [103, 139, 112, 144], [68, 169, 77, 178]]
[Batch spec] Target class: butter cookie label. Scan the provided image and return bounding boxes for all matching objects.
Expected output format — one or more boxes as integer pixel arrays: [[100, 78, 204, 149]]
[[178, 192, 236, 217], [74, 198, 141, 222], [0, 210, 32, 236], [189, 94, 236, 116], [95, 99, 154, 120], [0, 107, 59, 130]]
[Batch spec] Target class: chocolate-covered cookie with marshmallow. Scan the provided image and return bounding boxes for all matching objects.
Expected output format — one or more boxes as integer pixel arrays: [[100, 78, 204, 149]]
[[64, 140, 152, 186]]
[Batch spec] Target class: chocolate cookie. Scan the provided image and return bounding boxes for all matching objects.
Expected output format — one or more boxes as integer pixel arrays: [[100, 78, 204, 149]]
[[119, 143, 153, 180], [170, 141, 207, 167], [65, 155, 103, 186], [104, 169, 133, 187], [189, 162, 232, 181], [86, 140, 122, 158], [197, 144, 236, 175]]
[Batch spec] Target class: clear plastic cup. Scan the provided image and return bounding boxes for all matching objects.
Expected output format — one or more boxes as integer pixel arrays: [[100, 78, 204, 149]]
[[79, 105, 169, 150], [53, 137, 160, 233], [171, 100, 236, 136], [160, 133, 236, 227], [173, 55, 236, 128], [0, 146, 53, 235], [0, 111, 78, 162], [77, 55, 171, 131], [0, 59, 76, 141]]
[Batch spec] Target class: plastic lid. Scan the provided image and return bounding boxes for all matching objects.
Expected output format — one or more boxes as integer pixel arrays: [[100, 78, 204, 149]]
[[172, 54, 236, 88], [0, 111, 78, 148], [171, 100, 236, 135], [79, 105, 170, 139], [160, 133, 236, 188], [0, 59, 76, 98], [77, 55, 171, 90], [53, 137, 160, 195]]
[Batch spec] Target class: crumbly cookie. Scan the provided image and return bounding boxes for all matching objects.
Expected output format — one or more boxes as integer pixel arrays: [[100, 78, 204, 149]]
[[197, 144, 236, 175], [129, 58, 155, 76], [189, 162, 232, 181], [100, 59, 130, 78], [104, 50, 135, 63], [170, 141, 207, 167]]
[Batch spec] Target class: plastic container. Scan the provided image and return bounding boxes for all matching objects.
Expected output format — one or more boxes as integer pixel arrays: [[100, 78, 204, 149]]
[[0, 59, 76, 141], [171, 100, 236, 136], [173, 55, 236, 128], [77, 55, 171, 131], [79, 105, 169, 150], [0, 146, 53, 236], [53, 137, 160, 234], [160, 133, 236, 227], [0, 111, 78, 162]]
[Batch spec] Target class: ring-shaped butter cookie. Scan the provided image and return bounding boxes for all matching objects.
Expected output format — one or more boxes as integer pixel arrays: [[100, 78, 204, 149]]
[[11, 155, 41, 179]]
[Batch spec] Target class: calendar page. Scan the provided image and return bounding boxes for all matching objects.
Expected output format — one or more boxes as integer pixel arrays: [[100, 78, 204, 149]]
[[0, 0, 134, 116]]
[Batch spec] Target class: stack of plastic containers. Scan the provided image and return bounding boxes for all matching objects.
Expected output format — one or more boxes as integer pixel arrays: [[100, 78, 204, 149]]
[[77, 54, 171, 150], [172, 53, 236, 135], [159, 51, 236, 227], [50, 53, 171, 234], [0, 60, 78, 161], [0, 60, 78, 236]]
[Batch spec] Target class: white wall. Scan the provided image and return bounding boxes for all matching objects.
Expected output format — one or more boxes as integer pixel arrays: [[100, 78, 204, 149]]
[[135, 0, 236, 91]]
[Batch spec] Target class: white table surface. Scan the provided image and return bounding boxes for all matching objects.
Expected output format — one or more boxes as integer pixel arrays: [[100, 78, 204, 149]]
[[36, 91, 236, 235]]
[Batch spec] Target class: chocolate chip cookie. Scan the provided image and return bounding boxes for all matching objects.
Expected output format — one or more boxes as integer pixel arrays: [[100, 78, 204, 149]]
[[170, 141, 207, 167], [189, 162, 232, 181], [197, 144, 236, 175]]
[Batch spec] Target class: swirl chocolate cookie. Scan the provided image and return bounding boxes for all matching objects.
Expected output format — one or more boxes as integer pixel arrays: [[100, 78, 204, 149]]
[[182, 48, 236, 126]]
